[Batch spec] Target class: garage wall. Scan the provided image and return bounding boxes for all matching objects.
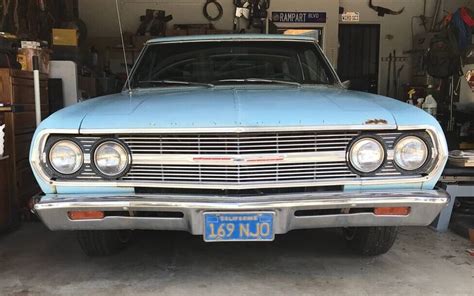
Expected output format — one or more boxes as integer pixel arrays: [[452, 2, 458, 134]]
[[338, 0, 472, 95], [80, 0, 234, 36], [339, 0, 439, 95], [79, 0, 472, 95], [79, 0, 339, 63]]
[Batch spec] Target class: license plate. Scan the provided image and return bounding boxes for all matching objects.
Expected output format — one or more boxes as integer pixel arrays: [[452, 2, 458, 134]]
[[204, 212, 275, 242]]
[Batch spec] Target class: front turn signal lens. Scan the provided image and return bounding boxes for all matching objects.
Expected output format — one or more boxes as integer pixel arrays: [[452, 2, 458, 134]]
[[374, 207, 411, 216], [68, 211, 105, 220]]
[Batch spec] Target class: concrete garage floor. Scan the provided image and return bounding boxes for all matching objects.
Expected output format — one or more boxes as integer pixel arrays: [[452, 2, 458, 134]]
[[0, 223, 472, 296]]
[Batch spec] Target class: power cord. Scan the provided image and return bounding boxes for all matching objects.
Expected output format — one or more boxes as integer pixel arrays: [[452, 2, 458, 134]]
[[203, 0, 223, 22]]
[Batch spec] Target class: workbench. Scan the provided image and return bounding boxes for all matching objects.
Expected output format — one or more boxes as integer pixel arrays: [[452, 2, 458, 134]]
[[433, 166, 474, 232]]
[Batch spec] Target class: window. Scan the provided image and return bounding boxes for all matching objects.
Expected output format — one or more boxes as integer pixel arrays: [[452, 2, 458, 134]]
[[131, 41, 337, 88]]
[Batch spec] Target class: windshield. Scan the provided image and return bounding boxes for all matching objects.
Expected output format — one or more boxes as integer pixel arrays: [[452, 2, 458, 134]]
[[130, 41, 338, 88]]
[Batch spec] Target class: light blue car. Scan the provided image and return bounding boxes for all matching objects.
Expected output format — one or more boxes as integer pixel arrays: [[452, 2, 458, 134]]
[[30, 34, 449, 256]]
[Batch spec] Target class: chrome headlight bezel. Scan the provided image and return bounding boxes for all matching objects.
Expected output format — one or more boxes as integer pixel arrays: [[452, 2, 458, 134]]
[[393, 134, 432, 173], [348, 136, 387, 176], [47, 139, 84, 176], [91, 139, 131, 179]]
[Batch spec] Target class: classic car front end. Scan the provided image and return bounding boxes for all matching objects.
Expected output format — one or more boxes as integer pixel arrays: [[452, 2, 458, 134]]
[[30, 35, 449, 256]]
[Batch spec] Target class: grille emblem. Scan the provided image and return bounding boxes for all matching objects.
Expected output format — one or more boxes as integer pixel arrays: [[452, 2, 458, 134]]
[[192, 155, 286, 164]]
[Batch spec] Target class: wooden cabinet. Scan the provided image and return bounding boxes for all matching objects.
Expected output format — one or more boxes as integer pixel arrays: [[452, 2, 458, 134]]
[[0, 69, 48, 209], [0, 155, 12, 230]]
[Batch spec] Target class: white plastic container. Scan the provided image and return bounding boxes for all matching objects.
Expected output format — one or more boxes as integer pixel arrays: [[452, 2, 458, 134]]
[[422, 94, 437, 116], [0, 124, 5, 157]]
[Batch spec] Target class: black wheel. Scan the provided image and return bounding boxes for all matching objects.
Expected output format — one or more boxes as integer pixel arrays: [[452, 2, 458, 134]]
[[76, 230, 132, 257], [343, 227, 398, 256]]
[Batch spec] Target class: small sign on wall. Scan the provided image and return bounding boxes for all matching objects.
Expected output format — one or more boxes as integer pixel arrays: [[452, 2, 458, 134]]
[[341, 12, 360, 22], [272, 12, 327, 23]]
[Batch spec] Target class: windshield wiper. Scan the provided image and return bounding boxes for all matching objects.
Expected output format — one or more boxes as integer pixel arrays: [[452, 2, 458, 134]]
[[137, 80, 214, 88], [216, 78, 301, 87]]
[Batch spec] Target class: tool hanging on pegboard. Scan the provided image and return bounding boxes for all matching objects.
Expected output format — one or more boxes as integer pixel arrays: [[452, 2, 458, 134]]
[[383, 53, 408, 98], [233, 0, 250, 32], [248, 0, 270, 31], [136, 9, 173, 36], [233, 0, 270, 32]]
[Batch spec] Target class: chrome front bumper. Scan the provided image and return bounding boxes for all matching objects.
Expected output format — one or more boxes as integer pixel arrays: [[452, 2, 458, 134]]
[[34, 190, 449, 234]]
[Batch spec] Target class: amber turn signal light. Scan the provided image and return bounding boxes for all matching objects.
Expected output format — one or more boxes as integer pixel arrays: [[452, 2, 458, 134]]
[[374, 207, 410, 216], [68, 211, 105, 220]]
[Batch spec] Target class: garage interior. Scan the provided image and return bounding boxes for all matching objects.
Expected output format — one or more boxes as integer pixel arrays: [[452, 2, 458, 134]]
[[0, 0, 473, 295]]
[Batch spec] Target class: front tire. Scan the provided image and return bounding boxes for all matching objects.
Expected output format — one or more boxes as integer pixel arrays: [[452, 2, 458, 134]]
[[344, 227, 398, 256], [76, 230, 132, 257]]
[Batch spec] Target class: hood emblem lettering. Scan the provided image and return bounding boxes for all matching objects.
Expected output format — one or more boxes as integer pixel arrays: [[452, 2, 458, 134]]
[[365, 119, 388, 125]]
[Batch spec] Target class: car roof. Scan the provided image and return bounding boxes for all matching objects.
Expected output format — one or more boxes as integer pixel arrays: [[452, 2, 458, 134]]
[[146, 34, 317, 44]]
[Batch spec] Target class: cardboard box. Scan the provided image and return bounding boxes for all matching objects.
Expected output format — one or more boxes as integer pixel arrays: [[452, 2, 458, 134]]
[[52, 29, 78, 46], [17, 48, 50, 73]]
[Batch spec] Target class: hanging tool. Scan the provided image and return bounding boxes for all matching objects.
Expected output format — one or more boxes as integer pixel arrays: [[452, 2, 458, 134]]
[[392, 50, 397, 98], [386, 53, 392, 97], [203, 0, 224, 22], [448, 76, 456, 132], [233, 0, 250, 32], [395, 64, 405, 99], [136, 10, 173, 36], [248, 0, 271, 31]]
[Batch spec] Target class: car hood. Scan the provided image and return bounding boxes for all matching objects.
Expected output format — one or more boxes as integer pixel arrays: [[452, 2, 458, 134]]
[[39, 86, 440, 132]]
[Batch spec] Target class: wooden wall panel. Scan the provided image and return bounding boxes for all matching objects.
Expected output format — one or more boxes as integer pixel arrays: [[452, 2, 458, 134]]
[[0, 69, 49, 209]]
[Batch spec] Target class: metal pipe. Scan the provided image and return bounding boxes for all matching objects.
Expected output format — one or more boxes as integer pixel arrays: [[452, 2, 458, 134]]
[[33, 56, 41, 126]]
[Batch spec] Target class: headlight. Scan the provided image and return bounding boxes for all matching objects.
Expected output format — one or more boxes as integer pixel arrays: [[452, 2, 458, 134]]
[[49, 140, 84, 175], [394, 136, 429, 171], [349, 137, 385, 174], [93, 140, 130, 178]]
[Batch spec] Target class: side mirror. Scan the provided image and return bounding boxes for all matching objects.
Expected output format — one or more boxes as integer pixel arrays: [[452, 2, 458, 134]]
[[341, 80, 351, 89]]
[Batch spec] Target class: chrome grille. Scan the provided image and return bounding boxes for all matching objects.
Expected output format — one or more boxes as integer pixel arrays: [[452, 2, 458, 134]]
[[78, 164, 101, 180], [76, 136, 98, 153], [121, 162, 358, 183], [376, 132, 402, 149], [72, 131, 408, 186], [378, 161, 402, 177], [118, 132, 359, 155]]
